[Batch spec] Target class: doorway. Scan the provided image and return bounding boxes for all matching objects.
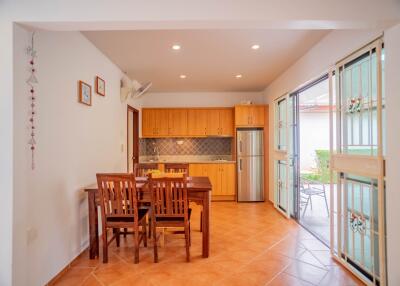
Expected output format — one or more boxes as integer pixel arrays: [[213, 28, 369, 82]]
[[291, 75, 332, 245], [127, 105, 139, 173]]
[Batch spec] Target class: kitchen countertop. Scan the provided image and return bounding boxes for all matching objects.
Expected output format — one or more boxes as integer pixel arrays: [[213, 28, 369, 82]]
[[139, 155, 236, 164]]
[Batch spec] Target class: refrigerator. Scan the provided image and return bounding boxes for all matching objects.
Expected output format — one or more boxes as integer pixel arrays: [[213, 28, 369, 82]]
[[237, 129, 264, 202]]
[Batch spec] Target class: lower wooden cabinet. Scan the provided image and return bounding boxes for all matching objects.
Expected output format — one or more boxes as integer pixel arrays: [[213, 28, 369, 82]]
[[189, 163, 236, 200]]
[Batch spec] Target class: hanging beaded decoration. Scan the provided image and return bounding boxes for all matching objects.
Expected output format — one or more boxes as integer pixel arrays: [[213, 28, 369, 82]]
[[26, 32, 38, 170]]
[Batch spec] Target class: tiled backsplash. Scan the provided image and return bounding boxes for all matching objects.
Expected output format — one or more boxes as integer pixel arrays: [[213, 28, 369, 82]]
[[139, 138, 232, 156]]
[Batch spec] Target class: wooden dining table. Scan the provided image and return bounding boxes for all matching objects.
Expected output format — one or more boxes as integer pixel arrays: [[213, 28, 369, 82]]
[[84, 176, 212, 259]]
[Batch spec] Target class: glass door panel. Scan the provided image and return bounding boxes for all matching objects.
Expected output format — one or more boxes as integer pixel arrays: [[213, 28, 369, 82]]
[[332, 39, 385, 285]]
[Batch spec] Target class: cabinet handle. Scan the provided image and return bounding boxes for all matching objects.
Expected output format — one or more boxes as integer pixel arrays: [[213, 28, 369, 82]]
[[239, 159, 242, 171]]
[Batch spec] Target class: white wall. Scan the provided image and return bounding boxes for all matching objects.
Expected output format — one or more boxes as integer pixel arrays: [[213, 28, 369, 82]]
[[12, 26, 131, 286], [384, 23, 400, 286], [265, 26, 400, 285], [0, 20, 14, 286], [136, 91, 264, 108]]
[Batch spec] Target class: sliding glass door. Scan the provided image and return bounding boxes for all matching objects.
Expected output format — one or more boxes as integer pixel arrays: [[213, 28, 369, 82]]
[[330, 38, 386, 285], [273, 95, 296, 218]]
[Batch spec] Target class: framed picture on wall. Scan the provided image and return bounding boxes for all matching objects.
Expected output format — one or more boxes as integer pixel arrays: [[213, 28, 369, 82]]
[[95, 76, 105, 96], [78, 80, 92, 106]]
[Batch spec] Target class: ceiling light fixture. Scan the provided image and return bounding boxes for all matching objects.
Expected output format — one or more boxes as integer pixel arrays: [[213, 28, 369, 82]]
[[180, 75, 187, 79], [235, 74, 242, 79], [172, 44, 181, 50], [251, 44, 260, 50]]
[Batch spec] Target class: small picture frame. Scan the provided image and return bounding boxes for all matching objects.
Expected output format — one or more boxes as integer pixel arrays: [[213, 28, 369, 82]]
[[78, 80, 92, 106], [95, 76, 105, 96]]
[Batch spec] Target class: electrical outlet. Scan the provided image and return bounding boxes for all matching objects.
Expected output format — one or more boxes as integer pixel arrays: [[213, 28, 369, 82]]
[[27, 227, 38, 244]]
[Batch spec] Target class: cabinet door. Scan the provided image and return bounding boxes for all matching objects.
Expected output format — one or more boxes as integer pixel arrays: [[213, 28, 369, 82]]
[[204, 164, 220, 195], [142, 109, 156, 137], [168, 109, 188, 136], [235, 106, 250, 126], [187, 109, 207, 136], [219, 109, 234, 136], [206, 109, 221, 136], [155, 109, 169, 136], [220, 164, 236, 196], [189, 164, 204, 176], [250, 106, 265, 126]]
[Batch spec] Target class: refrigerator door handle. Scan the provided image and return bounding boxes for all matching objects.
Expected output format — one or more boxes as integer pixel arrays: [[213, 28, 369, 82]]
[[239, 159, 242, 171]]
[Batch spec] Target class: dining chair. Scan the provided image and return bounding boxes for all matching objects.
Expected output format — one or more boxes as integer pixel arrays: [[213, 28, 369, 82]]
[[96, 173, 148, 263], [148, 174, 191, 262], [164, 163, 203, 232], [164, 163, 189, 175], [134, 163, 159, 177], [300, 177, 329, 217]]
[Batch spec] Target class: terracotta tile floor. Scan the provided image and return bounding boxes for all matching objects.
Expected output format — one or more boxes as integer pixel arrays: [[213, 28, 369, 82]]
[[52, 202, 364, 286]]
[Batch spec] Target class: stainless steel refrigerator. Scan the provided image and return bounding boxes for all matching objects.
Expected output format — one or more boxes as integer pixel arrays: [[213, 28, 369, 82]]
[[237, 129, 264, 202]]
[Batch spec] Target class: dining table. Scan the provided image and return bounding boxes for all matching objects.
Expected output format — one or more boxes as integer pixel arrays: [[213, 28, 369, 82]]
[[84, 176, 212, 259]]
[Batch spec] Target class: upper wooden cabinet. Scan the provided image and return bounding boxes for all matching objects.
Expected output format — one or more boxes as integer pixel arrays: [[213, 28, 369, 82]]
[[142, 108, 234, 138], [168, 109, 188, 137], [142, 108, 169, 137], [235, 105, 266, 127], [206, 109, 234, 136], [188, 109, 207, 136]]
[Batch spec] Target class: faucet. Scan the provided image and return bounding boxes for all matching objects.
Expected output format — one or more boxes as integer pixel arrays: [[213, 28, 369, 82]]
[[152, 142, 159, 160]]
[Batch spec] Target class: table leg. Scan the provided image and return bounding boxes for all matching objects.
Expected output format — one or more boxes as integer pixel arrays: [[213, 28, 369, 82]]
[[88, 191, 99, 259], [202, 191, 210, 258]]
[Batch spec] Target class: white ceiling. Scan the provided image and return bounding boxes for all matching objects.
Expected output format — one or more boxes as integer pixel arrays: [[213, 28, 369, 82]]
[[83, 30, 328, 92]]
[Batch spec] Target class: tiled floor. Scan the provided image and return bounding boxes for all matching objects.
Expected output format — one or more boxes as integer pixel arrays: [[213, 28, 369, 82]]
[[52, 202, 363, 286]]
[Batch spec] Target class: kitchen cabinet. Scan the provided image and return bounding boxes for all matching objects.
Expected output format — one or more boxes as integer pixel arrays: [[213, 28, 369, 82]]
[[187, 109, 207, 136], [142, 108, 169, 137], [142, 107, 234, 138], [235, 105, 265, 127], [206, 110, 221, 136], [168, 109, 188, 136], [206, 109, 234, 136], [189, 163, 236, 199]]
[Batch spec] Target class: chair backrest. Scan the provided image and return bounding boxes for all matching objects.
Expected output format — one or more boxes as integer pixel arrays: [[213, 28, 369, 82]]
[[134, 163, 159, 177], [164, 163, 189, 175], [96, 173, 138, 221], [148, 175, 189, 221]]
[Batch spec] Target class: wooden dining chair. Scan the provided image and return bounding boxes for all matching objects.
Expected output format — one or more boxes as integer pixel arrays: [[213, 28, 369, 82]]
[[134, 163, 159, 177], [148, 174, 191, 262], [164, 163, 203, 232], [164, 163, 189, 175], [96, 173, 148, 264]]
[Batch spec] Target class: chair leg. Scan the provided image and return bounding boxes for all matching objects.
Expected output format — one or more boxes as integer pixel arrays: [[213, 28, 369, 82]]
[[324, 192, 329, 217], [309, 195, 313, 210], [189, 223, 191, 246], [184, 224, 190, 262], [302, 196, 310, 217], [148, 217, 152, 238], [142, 219, 148, 247], [134, 224, 140, 264], [200, 211, 203, 232], [123, 228, 127, 238], [102, 228, 108, 263], [153, 223, 158, 263], [115, 228, 120, 247]]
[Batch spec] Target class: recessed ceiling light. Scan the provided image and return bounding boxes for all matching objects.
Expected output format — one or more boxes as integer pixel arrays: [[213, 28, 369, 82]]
[[235, 74, 242, 79], [251, 44, 260, 50], [180, 74, 187, 79], [172, 44, 181, 50]]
